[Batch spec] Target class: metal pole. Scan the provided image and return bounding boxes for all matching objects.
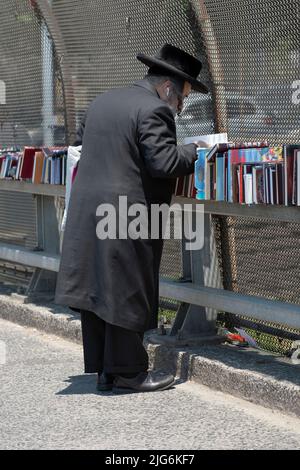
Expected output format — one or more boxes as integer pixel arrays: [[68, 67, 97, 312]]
[[42, 0, 54, 146], [193, 0, 228, 133], [33, 0, 76, 144]]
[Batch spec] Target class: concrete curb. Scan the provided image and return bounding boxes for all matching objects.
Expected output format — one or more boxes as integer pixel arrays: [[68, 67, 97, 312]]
[[0, 288, 300, 418], [145, 336, 300, 418], [0, 290, 82, 343]]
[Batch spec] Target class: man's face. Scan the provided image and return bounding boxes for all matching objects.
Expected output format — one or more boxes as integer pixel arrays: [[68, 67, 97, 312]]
[[160, 80, 192, 116], [177, 81, 192, 115]]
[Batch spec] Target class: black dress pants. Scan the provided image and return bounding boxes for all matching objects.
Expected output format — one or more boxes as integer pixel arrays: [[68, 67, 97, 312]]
[[80, 309, 149, 375]]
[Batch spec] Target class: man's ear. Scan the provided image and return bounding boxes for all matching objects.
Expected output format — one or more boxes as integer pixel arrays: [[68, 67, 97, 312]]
[[164, 80, 174, 98], [164, 79, 173, 91], [156, 80, 172, 100]]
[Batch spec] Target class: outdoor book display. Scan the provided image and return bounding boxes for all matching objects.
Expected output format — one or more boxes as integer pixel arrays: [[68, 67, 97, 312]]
[[0, 141, 300, 352], [2, 142, 300, 206], [0, 146, 68, 185]]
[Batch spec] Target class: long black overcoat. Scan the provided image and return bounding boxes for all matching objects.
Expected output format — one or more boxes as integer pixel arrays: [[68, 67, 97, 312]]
[[54, 79, 197, 332]]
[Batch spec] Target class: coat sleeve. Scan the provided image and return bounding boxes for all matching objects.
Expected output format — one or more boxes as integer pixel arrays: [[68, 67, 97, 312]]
[[137, 104, 197, 178]]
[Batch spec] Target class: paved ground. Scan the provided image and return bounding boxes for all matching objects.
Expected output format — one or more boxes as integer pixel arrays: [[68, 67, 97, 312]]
[[0, 318, 300, 450]]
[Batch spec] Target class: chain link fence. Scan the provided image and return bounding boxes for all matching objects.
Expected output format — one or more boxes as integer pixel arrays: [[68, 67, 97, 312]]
[[0, 0, 300, 352]]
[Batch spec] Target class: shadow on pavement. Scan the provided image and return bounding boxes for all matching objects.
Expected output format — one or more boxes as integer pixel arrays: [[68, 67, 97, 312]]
[[56, 374, 180, 396], [56, 374, 113, 396]]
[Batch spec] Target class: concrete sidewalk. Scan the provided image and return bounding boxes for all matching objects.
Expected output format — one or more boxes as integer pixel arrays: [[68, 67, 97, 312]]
[[0, 284, 300, 419], [2, 318, 300, 449]]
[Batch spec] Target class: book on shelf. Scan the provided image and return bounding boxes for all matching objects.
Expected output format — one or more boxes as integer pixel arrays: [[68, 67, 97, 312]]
[[297, 151, 300, 206], [174, 173, 196, 198], [20, 147, 39, 180], [0, 149, 23, 179], [194, 148, 210, 200], [41, 147, 67, 185], [283, 144, 300, 206], [32, 151, 45, 184], [206, 141, 269, 162]]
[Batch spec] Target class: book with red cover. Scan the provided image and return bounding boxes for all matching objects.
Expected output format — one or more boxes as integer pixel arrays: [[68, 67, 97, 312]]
[[174, 176, 185, 196], [232, 163, 239, 203], [255, 166, 265, 204], [227, 148, 250, 202], [20, 147, 40, 180], [0, 156, 5, 173], [238, 163, 244, 203]]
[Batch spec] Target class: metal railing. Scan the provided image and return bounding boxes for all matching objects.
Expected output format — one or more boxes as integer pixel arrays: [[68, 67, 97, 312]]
[[1, 181, 300, 349]]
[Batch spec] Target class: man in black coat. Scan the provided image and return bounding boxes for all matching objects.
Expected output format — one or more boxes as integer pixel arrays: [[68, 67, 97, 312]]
[[54, 44, 208, 393]]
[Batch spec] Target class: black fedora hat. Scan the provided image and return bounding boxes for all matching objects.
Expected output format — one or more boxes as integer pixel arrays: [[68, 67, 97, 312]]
[[137, 44, 208, 94]]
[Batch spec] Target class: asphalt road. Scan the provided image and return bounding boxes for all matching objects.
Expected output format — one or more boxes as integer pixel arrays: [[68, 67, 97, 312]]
[[0, 318, 300, 450]]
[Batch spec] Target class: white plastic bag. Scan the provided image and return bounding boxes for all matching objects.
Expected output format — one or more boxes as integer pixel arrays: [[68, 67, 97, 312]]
[[61, 145, 81, 231]]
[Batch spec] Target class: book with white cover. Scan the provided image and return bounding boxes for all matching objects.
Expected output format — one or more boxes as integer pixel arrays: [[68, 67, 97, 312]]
[[183, 133, 228, 147], [243, 173, 253, 204]]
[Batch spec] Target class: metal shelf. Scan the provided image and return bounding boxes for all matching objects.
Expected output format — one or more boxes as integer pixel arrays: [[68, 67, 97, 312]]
[[170, 196, 300, 334], [0, 180, 65, 197], [0, 184, 299, 332], [173, 196, 300, 223]]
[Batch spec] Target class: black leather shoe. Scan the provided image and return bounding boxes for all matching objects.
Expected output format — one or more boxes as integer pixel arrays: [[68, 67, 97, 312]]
[[112, 370, 175, 394], [96, 372, 114, 391]]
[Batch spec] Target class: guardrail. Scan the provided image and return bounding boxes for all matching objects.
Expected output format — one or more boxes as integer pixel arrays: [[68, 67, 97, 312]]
[[0, 180, 300, 339]]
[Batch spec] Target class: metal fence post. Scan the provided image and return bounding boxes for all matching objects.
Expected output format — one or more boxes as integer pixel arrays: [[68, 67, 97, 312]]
[[170, 212, 223, 340], [26, 194, 60, 296]]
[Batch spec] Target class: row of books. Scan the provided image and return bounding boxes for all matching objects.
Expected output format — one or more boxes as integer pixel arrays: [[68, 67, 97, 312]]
[[2, 141, 300, 205], [0, 146, 68, 185], [0, 146, 21, 154], [174, 141, 268, 199], [191, 141, 300, 206], [174, 173, 196, 198], [174, 133, 229, 199]]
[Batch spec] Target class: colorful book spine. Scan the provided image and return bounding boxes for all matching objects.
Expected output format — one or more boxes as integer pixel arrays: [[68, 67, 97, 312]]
[[194, 148, 209, 200], [216, 153, 225, 201]]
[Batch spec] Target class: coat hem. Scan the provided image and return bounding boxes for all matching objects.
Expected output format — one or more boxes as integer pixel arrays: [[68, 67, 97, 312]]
[[54, 293, 148, 333]]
